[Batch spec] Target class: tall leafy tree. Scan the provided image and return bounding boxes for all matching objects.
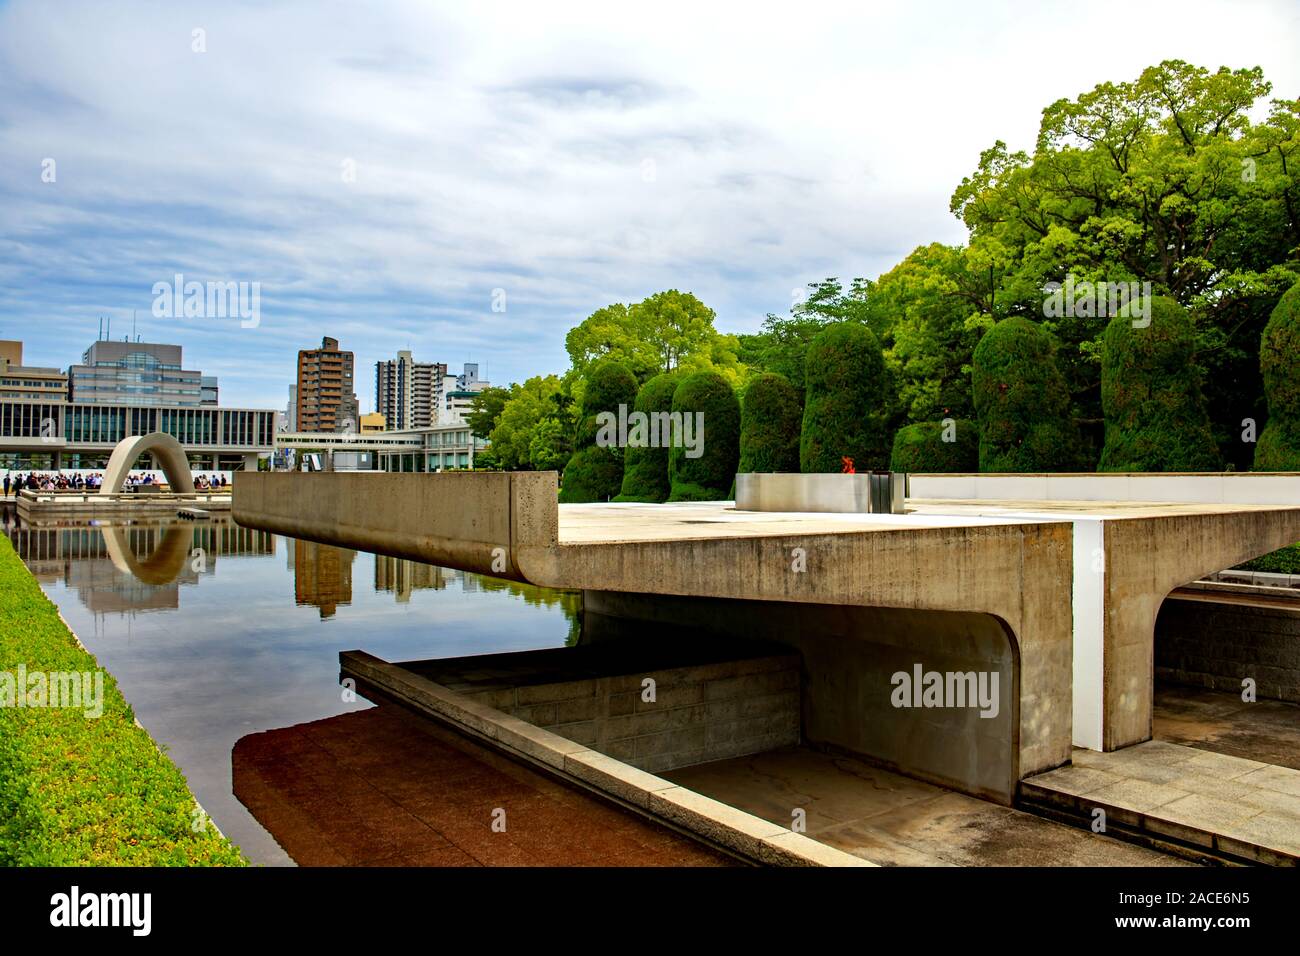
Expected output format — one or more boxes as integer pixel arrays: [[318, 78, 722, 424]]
[[950, 60, 1300, 464], [565, 290, 724, 383]]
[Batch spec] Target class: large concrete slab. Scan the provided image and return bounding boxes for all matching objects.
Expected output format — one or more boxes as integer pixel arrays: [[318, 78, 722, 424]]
[[233, 471, 1300, 777]]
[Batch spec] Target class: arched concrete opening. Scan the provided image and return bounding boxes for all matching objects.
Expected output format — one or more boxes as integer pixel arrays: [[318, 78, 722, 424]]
[[582, 590, 1022, 804], [100, 432, 195, 495], [1103, 510, 1300, 750]]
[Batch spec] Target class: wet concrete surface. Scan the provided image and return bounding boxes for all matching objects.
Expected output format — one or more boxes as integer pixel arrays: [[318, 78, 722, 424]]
[[1154, 682, 1300, 771], [664, 745, 1191, 866], [233, 705, 734, 866]]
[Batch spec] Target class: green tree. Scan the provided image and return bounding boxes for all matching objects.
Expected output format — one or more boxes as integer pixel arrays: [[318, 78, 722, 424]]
[[559, 360, 638, 503], [890, 419, 979, 472], [465, 386, 511, 440], [971, 317, 1082, 472], [950, 60, 1300, 465], [1255, 279, 1300, 470], [668, 371, 740, 501], [736, 278, 877, 396], [1099, 296, 1222, 471], [800, 322, 894, 473], [738, 373, 801, 473], [874, 244, 988, 422], [565, 290, 722, 383], [487, 375, 564, 470], [615, 372, 680, 502]]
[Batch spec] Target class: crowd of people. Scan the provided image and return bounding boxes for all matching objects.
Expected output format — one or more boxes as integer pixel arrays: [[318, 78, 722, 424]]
[[1, 471, 230, 496]]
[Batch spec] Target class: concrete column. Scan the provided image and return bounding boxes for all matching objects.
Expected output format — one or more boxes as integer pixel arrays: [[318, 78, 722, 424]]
[[243, 453, 258, 471]]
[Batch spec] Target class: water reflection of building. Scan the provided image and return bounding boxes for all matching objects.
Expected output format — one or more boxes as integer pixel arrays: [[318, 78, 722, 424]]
[[287, 538, 355, 618], [373, 555, 461, 602], [4, 520, 275, 617]]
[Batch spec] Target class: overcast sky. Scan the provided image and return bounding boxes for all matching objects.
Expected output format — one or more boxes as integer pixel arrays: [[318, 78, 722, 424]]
[[1, 0, 1297, 411]]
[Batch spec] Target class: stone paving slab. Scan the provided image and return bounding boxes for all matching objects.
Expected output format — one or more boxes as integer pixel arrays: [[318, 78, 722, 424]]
[[665, 745, 1190, 867], [1022, 740, 1300, 865]]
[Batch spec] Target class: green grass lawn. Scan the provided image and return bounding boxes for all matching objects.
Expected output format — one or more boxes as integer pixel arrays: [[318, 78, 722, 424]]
[[0, 533, 245, 866]]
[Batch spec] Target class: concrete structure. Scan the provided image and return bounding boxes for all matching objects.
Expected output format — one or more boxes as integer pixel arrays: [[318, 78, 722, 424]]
[[359, 412, 386, 433], [0, 341, 68, 402], [375, 351, 446, 431], [1156, 585, 1300, 703], [341, 650, 866, 866], [274, 422, 484, 472], [401, 640, 801, 774], [69, 339, 207, 407], [234, 470, 1300, 806], [295, 336, 358, 433], [101, 432, 196, 494]]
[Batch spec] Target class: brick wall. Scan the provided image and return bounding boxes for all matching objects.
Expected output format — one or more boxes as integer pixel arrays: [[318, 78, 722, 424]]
[[461, 655, 800, 774], [1155, 597, 1300, 703]]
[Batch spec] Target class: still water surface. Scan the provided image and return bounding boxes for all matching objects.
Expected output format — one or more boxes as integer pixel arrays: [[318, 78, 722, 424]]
[[3, 514, 578, 865]]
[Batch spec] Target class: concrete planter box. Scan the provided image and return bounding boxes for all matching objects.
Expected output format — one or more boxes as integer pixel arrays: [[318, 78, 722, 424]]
[[734, 472, 906, 514]]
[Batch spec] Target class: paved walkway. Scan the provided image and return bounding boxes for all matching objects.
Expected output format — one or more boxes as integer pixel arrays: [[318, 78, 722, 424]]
[[1154, 682, 1300, 771], [664, 745, 1188, 866], [1022, 740, 1300, 865], [232, 705, 733, 867]]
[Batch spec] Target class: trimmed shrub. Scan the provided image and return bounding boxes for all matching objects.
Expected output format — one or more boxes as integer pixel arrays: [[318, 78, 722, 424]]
[[1255, 280, 1300, 471], [560, 359, 638, 503], [615, 372, 680, 502], [575, 359, 639, 449], [799, 323, 893, 473], [890, 419, 978, 473], [738, 373, 802, 473], [558, 446, 625, 503], [1099, 296, 1221, 472], [971, 317, 1081, 472], [668, 371, 740, 501]]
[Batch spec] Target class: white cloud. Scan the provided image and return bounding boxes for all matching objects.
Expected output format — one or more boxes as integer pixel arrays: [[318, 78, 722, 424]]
[[0, 0, 1296, 409]]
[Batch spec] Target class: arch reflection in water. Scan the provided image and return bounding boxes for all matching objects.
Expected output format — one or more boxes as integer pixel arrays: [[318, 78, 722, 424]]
[[101, 523, 194, 586]]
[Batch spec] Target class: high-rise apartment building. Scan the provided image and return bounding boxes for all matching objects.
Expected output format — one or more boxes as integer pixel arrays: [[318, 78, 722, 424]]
[[296, 336, 358, 432], [375, 351, 446, 431], [68, 339, 207, 406]]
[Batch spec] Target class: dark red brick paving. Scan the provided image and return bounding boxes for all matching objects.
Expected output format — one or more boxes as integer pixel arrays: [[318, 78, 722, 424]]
[[232, 705, 734, 867]]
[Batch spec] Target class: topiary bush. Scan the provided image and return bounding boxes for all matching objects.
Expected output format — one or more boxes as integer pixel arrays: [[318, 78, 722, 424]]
[[574, 359, 639, 449], [613, 372, 680, 502], [971, 317, 1081, 472], [799, 322, 893, 473], [890, 419, 978, 472], [738, 373, 802, 473], [1255, 279, 1300, 471], [1099, 296, 1221, 472], [558, 446, 626, 503], [560, 359, 638, 503], [667, 371, 740, 501]]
